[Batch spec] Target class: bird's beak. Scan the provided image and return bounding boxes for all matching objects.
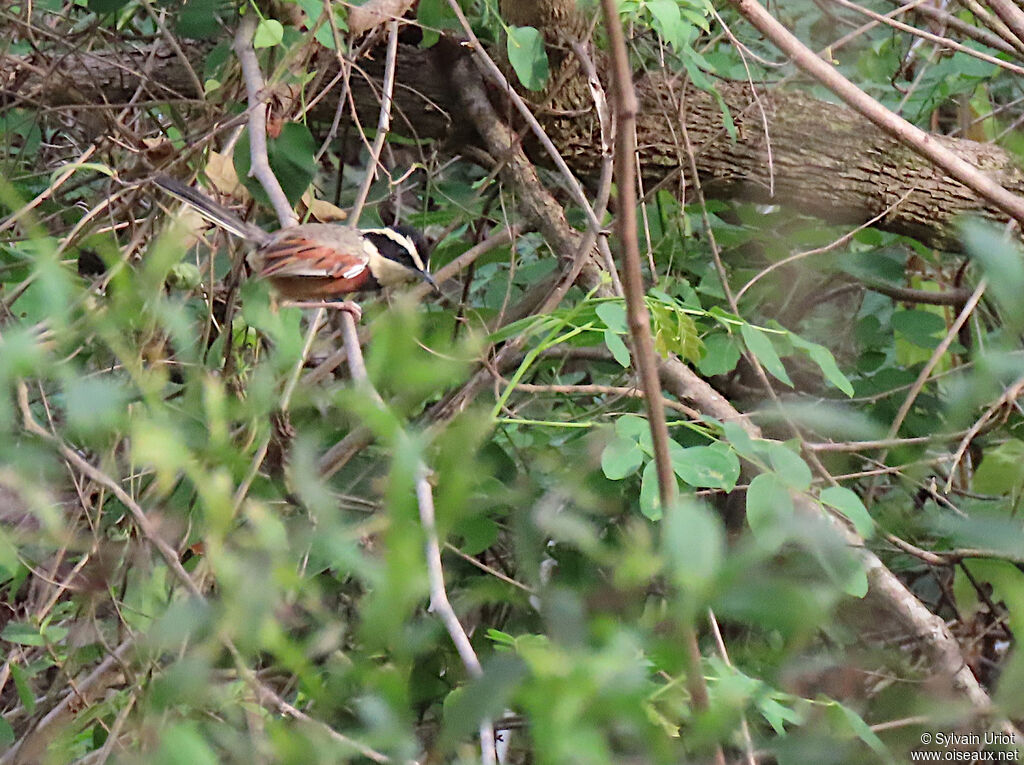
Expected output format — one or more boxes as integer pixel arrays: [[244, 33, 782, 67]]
[[420, 271, 442, 295]]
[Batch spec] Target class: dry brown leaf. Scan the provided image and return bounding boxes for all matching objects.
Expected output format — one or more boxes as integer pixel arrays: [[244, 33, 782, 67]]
[[347, 0, 415, 36], [206, 151, 248, 202], [302, 192, 348, 222]]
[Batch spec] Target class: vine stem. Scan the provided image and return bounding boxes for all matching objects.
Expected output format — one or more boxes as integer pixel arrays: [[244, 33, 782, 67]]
[[599, 4, 723, 764]]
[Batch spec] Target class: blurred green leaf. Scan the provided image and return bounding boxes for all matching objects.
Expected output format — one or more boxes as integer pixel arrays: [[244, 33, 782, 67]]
[[603, 328, 631, 367], [174, 0, 228, 39], [0, 717, 12, 747], [788, 334, 854, 396], [974, 439, 1024, 496], [639, 460, 663, 520], [670, 442, 739, 490], [746, 473, 794, 550], [662, 498, 724, 590], [740, 324, 792, 386], [820, 486, 874, 538], [602, 433, 644, 480], [507, 26, 549, 91], [696, 332, 740, 376]]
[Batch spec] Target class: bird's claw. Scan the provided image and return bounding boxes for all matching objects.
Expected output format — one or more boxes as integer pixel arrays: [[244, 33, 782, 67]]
[[284, 300, 363, 323]]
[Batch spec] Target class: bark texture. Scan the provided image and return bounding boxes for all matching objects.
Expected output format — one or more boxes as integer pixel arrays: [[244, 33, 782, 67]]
[[3, 7, 1022, 249]]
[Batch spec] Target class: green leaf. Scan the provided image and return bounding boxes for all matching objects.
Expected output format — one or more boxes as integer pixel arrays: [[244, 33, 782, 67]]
[[175, 0, 226, 39], [891, 309, 947, 349], [88, 0, 130, 12], [650, 303, 702, 361], [0, 528, 19, 581], [788, 334, 854, 396], [721, 421, 760, 462], [1, 621, 46, 646], [639, 460, 663, 520], [696, 332, 740, 376], [234, 123, 316, 205], [155, 723, 219, 765], [11, 664, 34, 713], [616, 413, 652, 446], [297, 0, 347, 48], [456, 516, 499, 555], [507, 26, 550, 91], [418, 0, 459, 48], [760, 441, 812, 491], [602, 434, 644, 480], [962, 220, 1024, 332], [647, 0, 689, 48], [662, 498, 724, 589], [820, 486, 874, 539], [253, 18, 285, 49], [740, 324, 792, 386], [603, 328, 631, 367], [0, 716, 12, 748], [64, 376, 129, 436], [596, 300, 627, 333], [746, 473, 794, 551], [670, 443, 739, 490], [824, 700, 894, 763], [973, 439, 1024, 495]]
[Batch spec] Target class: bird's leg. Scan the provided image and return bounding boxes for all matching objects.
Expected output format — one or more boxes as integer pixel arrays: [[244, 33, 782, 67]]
[[283, 300, 363, 322]]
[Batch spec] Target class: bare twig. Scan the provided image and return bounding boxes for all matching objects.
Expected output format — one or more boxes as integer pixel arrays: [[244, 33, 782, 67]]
[[600, 6, 720, 763], [827, 0, 1024, 76], [234, 14, 298, 228], [985, 0, 1024, 48], [446, 0, 623, 291], [728, 0, 1024, 227], [958, 0, 1024, 54], [886, 279, 987, 440], [350, 20, 401, 222], [338, 310, 496, 764]]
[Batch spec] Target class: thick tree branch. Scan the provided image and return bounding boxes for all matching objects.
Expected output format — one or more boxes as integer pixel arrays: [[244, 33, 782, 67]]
[[727, 0, 1024, 226], [7, 29, 1024, 248]]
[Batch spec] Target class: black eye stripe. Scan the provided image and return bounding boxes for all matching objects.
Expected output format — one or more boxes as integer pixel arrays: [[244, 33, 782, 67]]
[[363, 231, 416, 269], [390, 226, 430, 266], [362, 229, 429, 272]]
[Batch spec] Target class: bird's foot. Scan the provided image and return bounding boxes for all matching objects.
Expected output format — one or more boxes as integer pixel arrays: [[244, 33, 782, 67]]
[[284, 300, 363, 322]]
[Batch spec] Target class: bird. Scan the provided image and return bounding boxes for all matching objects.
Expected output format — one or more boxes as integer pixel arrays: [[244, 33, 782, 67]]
[[152, 175, 434, 319]]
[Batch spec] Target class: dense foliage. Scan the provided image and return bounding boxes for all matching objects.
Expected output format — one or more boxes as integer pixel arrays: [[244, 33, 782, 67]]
[[1, 0, 1023, 763]]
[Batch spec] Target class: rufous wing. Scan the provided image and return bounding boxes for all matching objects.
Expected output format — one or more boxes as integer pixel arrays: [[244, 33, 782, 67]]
[[258, 235, 374, 297]]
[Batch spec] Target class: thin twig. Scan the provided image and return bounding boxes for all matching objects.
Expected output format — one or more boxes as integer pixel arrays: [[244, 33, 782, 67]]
[[234, 14, 298, 228], [945, 371, 1024, 491], [886, 279, 987, 440], [338, 309, 497, 764], [728, 0, 1024, 226], [828, 0, 1024, 76], [350, 20, 401, 222], [599, 6, 721, 764], [446, 0, 621, 275], [707, 609, 757, 765]]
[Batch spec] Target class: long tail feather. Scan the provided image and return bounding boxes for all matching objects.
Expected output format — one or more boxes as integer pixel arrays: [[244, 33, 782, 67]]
[[153, 175, 269, 245]]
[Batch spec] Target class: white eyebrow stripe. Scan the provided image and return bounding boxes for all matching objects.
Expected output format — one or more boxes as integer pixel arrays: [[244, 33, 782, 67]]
[[362, 228, 425, 272]]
